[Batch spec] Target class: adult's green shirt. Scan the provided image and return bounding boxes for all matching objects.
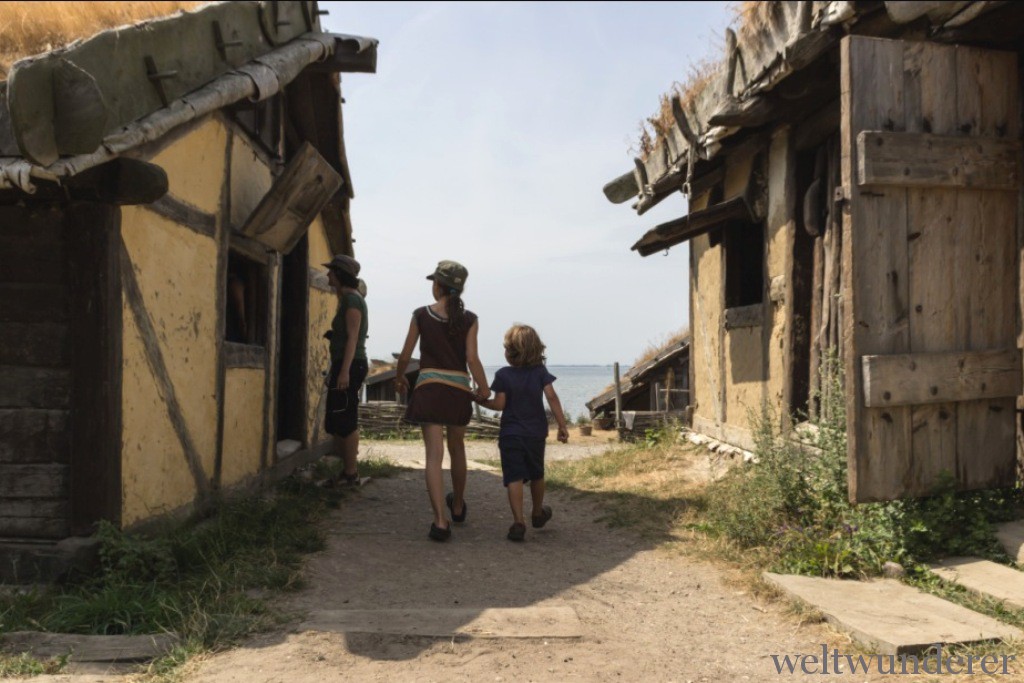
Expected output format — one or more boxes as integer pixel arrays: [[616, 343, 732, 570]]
[[329, 292, 368, 363]]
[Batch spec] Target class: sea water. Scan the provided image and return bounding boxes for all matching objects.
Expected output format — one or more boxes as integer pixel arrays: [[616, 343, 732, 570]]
[[482, 365, 625, 423]]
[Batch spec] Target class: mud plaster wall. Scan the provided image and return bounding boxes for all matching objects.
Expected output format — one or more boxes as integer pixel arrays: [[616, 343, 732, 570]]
[[307, 287, 335, 444], [307, 216, 333, 267], [689, 191, 722, 427], [221, 368, 266, 487], [120, 205, 219, 525], [147, 118, 226, 214]]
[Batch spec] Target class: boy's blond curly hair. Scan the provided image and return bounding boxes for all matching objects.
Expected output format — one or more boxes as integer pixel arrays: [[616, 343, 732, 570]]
[[503, 324, 546, 367]]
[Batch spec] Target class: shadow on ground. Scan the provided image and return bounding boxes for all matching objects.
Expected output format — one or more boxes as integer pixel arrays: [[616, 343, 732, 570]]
[[238, 462, 699, 662]]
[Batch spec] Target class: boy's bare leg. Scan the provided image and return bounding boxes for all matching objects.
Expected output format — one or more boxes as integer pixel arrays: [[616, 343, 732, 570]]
[[507, 481, 526, 525], [529, 478, 546, 517], [446, 425, 467, 515], [422, 425, 448, 528]]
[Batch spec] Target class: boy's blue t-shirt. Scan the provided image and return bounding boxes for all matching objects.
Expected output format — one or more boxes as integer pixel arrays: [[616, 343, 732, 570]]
[[490, 365, 557, 439]]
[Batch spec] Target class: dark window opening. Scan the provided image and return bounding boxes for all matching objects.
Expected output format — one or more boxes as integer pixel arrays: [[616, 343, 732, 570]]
[[229, 94, 283, 160], [226, 250, 268, 346], [724, 221, 765, 309]]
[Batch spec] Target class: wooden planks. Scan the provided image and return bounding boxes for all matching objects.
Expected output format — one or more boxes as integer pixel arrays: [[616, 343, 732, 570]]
[[842, 36, 912, 502], [843, 37, 1020, 501], [858, 131, 1020, 191], [1, 632, 180, 662], [862, 349, 1021, 407]]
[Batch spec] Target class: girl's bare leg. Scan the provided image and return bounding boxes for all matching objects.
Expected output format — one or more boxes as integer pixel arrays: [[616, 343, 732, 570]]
[[422, 425, 448, 528], [529, 478, 546, 517], [446, 425, 467, 516]]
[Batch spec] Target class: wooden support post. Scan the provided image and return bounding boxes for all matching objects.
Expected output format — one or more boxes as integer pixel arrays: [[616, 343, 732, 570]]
[[614, 362, 623, 436]]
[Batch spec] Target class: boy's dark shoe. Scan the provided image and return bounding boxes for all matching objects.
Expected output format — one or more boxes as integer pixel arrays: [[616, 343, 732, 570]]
[[429, 522, 452, 542], [507, 522, 526, 542], [532, 506, 553, 529], [446, 492, 467, 523]]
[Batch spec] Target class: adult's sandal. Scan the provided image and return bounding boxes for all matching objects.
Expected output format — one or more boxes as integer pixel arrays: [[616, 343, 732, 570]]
[[429, 522, 452, 542], [446, 492, 468, 523]]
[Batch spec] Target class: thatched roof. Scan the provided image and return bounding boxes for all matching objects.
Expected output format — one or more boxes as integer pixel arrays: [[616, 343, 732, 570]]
[[586, 331, 690, 414], [0, 2, 207, 80], [611, 1, 1015, 217]]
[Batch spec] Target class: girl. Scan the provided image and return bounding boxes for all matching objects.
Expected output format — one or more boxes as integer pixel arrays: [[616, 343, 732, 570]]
[[323, 254, 369, 486], [476, 324, 568, 542], [395, 260, 489, 541]]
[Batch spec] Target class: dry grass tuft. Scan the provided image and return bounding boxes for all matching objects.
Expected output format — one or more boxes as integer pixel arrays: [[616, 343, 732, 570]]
[[631, 325, 690, 368], [0, 1, 207, 79]]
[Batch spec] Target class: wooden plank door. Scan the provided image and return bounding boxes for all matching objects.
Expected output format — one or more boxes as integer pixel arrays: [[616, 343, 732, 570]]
[[841, 36, 1021, 502]]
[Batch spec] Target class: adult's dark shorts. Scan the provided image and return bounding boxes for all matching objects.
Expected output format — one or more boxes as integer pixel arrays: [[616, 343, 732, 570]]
[[325, 358, 368, 437], [498, 435, 546, 487]]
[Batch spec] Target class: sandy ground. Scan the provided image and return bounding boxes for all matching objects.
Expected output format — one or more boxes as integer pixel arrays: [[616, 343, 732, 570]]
[[24, 438, 899, 683]]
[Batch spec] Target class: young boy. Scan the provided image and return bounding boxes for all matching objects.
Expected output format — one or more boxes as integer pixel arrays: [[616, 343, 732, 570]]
[[476, 324, 569, 541]]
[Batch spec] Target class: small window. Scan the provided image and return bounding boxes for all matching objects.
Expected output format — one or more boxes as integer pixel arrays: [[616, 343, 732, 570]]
[[225, 250, 268, 346], [724, 221, 765, 309]]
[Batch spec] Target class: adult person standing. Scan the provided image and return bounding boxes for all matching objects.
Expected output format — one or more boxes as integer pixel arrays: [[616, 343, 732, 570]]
[[324, 254, 369, 486], [395, 260, 489, 541]]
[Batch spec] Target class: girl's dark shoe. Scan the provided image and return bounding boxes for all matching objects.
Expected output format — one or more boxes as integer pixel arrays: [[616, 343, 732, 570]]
[[507, 522, 526, 542], [532, 506, 553, 529], [446, 492, 467, 523], [429, 522, 452, 542]]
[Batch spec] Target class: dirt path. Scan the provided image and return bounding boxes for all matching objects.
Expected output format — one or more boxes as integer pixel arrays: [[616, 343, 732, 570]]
[[175, 440, 896, 683]]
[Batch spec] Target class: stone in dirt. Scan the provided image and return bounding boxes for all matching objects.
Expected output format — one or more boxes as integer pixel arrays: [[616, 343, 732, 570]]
[[299, 605, 582, 639], [764, 572, 1023, 655], [928, 557, 1024, 610], [996, 520, 1024, 563]]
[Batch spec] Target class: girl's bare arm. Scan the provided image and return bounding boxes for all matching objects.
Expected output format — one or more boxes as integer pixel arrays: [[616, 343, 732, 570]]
[[394, 317, 419, 395], [465, 320, 489, 400]]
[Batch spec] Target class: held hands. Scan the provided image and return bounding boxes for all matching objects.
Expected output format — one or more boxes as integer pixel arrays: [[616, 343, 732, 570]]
[[473, 387, 491, 403], [557, 425, 569, 443], [394, 375, 409, 395]]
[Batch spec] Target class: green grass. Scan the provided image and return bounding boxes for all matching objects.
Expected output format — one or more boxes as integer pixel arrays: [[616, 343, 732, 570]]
[[0, 456, 403, 680]]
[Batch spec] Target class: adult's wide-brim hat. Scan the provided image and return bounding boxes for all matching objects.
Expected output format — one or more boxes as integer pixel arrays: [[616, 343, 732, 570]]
[[427, 260, 468, 292], [323, 254, 361, 278]]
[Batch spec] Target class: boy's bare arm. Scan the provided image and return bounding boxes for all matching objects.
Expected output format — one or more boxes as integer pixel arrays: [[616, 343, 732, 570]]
[[476, 392, 506, 411], [543, 383, 569, 443], [465, 320, 490, 400]]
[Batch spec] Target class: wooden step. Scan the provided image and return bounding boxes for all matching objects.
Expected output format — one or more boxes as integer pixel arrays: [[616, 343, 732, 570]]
[[930, 557, 1024, 610], [0, 366, 71, 408], [764, 572, 1023, 655], [996, 520, 1024, 563], [0, 323, 69, 367], [0, 283, 67, 323], [0, 409, 70, 464]]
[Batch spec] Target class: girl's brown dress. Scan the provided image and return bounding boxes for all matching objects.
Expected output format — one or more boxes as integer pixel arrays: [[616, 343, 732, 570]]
[[404, 306, 478, 426]]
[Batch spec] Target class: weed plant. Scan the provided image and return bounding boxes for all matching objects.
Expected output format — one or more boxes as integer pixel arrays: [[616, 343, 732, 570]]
[[702, 353, 1023, 578], [0, 456, 403, 677]]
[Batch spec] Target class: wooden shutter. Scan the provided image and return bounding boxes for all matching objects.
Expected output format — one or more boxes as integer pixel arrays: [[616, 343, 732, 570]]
[[237, 142, 343, 254], [841, 36, 1022, 502]]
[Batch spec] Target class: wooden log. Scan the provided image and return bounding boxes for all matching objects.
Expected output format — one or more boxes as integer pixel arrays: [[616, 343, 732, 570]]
[[0, 463, 68, 498], [0, 408, 70, 463], [857, 130, 1020, 191], [614, 363, 623, 431], [0, 284, 66, 323], [0, 322, 69, 367], [0, 366, 71, 408], [862, 349, 1022, 408]]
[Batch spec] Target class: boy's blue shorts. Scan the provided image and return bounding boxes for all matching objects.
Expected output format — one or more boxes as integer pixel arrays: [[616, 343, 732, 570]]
[[499, 435, 546, 486]]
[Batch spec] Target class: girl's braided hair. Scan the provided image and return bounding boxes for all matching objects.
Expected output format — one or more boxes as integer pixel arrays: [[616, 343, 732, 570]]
[[446, 287, 466, 336]]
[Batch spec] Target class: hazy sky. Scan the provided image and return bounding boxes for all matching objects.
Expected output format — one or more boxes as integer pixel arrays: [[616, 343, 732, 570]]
[[321, 1, 733, 366]]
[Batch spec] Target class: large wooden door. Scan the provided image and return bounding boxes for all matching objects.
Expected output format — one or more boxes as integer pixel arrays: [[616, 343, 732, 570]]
[[841, 36, 1022, 502]]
